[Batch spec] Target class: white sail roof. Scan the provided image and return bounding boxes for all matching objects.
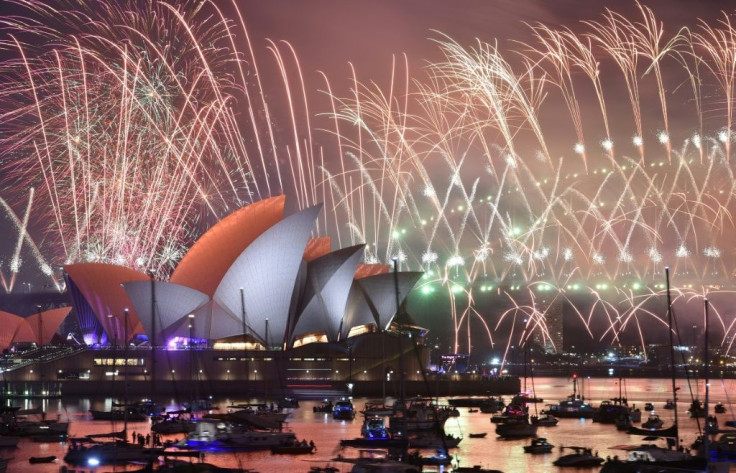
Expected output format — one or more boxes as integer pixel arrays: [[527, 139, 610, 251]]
[[291, 244, 364, 343], [123, 281, 210, 342], [214, 204, 322, 349], [340, 272, 423, 339]]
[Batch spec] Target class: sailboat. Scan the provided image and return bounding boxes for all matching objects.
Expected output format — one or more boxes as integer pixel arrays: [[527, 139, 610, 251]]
[[600, 268, 711, 473], [544, 375, 594, 419], [65, 307, 163, 467], [495, 344, 538, 439]]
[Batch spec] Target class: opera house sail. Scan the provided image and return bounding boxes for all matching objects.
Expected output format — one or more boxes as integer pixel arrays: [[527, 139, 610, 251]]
[[1, 196, 448, 398]]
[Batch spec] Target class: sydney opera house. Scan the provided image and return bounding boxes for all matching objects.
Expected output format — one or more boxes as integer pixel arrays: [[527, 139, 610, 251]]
[[0, 195, 440, 398]]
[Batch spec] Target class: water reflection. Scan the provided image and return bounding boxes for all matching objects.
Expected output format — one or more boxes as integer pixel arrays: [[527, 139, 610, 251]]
[[2, 376, 736, 472]]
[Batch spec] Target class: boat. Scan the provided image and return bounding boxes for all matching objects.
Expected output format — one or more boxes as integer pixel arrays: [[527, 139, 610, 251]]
[[493, 400, 538, 439], [214, 408, 289, 431], [687, 399, 706, 418], [494, 414, 538, 438], [523, 437, 554, 454], [490, 403, 525, 424], [361, 416, 390, 440], [407, 448, 453, 467], [332, 448, 420, 473], [449, 395, 504, 413], [63, 440, 164, 466], [478, 397, 505, 414], [92, 399, 161, 421], [712, 432, 736, 460], [531, 413, 558, 426], [151, 411, 197, 434], [406, 431, 461, 449], [361, 401, 395, 417], [335, 447, 454, 472], [600, 443, 708, 472], [627, 423, 678, 438], [543, 375, 595, 419], [602, 271, 708, 472], [120, 459, 251, 473], [468, 432, 487, 438], [339, 437, 408, 449], [113, 399, 162, 416], [644, 402, 654, 411], [270, 439, 315, 455], [452, 467, 503, 473], [543, 397, 595, 419], [715, 401, 727, 414], [663, 399, 675, 409], [313, 400, 334, 413], [89, 407, 148, 422], [184, 399, 217, 412], [389, 397, 450, 433], [277, 397, 299, 409], [174, 419, 297, 451], [552, 446, 604, 467], [592, 399, 640, 424], [28, 455, 56, 463], [641, 412, 664, 429], [333, 400, 357, 420], [448, 397, 489, 408]]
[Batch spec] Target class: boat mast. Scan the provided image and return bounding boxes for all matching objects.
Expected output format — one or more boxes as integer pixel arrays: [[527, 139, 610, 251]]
[[665, 267, 679, 451], [393, 257, 405, 406], [703, 298, 710, 462], [123, 308, 129, 438], [150, 274, 156, 403]]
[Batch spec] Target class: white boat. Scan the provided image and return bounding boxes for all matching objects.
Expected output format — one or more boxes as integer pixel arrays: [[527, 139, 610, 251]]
[[220, 408, 289, 430], [389, 397, 449, 433], [175, 420, 297, 450]]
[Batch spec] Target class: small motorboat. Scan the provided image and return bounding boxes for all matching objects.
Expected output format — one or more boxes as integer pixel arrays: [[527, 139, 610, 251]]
[[663, 400, 675, 409], [715, 402, 727, 414], [644, 402, 654, 411], [524, 437, 554, 454], [408, 448, 453, 466], [531, 413, 558, 426], [468, 432, 487, 438], [29, 455, 57, 464], [313, 400, 334, 413], [553, 446, 604, 467], [641, 413, 664, 429], [332, 400, 356, 420], [468, 408, 479, 413], [270, 440, 315, 455]]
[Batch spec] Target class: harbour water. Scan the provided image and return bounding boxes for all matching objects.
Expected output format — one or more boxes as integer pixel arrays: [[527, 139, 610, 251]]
[[3, 376, 736, 472]]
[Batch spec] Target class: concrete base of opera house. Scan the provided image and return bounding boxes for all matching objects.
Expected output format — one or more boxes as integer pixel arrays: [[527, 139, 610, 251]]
[[4, 377, 521, 399], [0, 331, 521, 399]]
